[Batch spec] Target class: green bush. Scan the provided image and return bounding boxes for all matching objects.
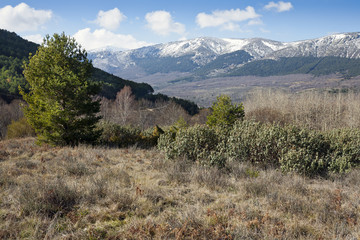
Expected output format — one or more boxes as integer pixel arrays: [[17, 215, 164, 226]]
[[226, 120, 286, 166], [158, 124, 223, 165], [326, 129, 360, 173], [279, 126, 331, 176], [6, 117, 35, 139], [158, 118, 360, 176]]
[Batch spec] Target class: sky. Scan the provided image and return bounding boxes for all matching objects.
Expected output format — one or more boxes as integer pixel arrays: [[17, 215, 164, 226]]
[[0, 0, 359, 51]]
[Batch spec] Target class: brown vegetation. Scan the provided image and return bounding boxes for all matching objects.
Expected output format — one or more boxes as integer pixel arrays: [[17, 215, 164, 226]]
[[0, 98, 23, 138], [0, 137, 359, 239], [99, 87, 205, 130], [244, 89, 360, 130]]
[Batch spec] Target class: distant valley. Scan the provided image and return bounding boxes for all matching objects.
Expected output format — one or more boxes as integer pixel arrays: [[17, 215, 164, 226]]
[[88, 32, 360, 106]]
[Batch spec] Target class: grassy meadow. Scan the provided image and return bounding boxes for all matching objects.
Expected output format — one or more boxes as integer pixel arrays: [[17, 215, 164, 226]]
[[0, 137, 359, 239], [1, 90, 360, 239]]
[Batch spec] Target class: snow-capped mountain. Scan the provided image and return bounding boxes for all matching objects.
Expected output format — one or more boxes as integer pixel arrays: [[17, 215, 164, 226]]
[[88, 32, 360, 82], [268, 32, 360, 59]]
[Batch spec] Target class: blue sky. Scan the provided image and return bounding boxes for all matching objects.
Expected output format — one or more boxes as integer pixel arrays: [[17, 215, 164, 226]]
[[1, 0, 359, 50]]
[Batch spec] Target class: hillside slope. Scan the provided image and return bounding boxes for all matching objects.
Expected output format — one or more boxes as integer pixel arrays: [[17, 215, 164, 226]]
[[0, 29, 156, 102]]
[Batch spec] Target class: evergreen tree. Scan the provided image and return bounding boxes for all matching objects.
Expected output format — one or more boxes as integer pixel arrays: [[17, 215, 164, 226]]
[[206, 95, 244, 127], [20, 33, 101, 146]]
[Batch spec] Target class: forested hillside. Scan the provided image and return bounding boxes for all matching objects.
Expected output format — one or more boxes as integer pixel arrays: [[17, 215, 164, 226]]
[[0, 29, 198, 114], [0, 29, 154, 100], [226, 56, 360, 78]]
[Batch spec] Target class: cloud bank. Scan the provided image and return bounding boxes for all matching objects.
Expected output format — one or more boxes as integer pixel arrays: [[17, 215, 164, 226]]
[[265, 1, 293, 12], [196, 7, 261, 31], [73, 28, 150, 50], [145, 11, 185, 36], [0, 3, 52, 32]]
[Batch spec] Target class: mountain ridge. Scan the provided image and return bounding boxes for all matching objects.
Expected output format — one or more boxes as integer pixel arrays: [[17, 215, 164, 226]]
[[88, 32, 360, 84]]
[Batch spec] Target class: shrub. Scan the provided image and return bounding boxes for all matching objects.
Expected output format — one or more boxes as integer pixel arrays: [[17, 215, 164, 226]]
[[279, 126, 331, 176], [97, 122, 141, 147], [159, 117, 360, 176], [139, 125, 164, 148], [326, 129, 360, 173], [98, 122, 163, 148], [226, 120, 286, 166], [158, 124, 221, 165], [6, 117, 35, 139]]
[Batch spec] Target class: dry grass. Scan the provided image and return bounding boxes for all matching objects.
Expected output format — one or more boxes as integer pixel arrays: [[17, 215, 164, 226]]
[[244, 89, 360, 130], [0, 137, 359, 239]]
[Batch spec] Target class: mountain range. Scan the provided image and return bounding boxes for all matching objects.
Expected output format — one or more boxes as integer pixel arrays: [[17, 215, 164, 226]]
[[89, 32, 360, 79], [88, 32, 360, 106]]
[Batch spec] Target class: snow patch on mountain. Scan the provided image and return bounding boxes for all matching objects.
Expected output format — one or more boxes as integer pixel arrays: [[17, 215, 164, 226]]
[[87, 32, 360, 80]]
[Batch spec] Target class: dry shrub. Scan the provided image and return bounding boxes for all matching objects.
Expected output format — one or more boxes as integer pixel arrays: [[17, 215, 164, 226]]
[[0, 99, 23, 139], [19, 178, 80, 217], [99, 89, 191, 130], [246, 106, 290, 126], [244, 89, 360, 130], [6, 117, 35, 139]]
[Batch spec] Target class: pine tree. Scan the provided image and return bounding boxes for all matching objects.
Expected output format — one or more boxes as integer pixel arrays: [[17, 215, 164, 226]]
[[206, 95, 244, 128], [20, 33, 101, 146]]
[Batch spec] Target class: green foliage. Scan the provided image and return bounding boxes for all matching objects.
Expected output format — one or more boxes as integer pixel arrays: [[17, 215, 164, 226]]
[[0, 56, 28, 95], [226, 121, 286, 166], [278, 126, 331, 176], [158, 124, 226, 166], [92, 67, 154, 99], [326, 129, 360, 173], [206, 95, 244, 127], [158, 117, 360, 176], [0, 29, 38, 58], [21, 33, 101, 146], [6, 117, 35, 139]]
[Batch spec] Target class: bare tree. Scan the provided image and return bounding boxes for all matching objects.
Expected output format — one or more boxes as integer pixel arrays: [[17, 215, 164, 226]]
[[115, 86, 135, 125]]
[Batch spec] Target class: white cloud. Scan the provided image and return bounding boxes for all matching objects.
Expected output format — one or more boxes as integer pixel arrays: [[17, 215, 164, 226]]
[[23, 34, 43, 44], [248, 19, 263, 26], [95, 8, 126, 30], [264, 1, 293, 12], [0, 3, 52, 32], [73, 28, 150, 50], [196, 7, 261, 31], [145, 11, 185, 36]]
